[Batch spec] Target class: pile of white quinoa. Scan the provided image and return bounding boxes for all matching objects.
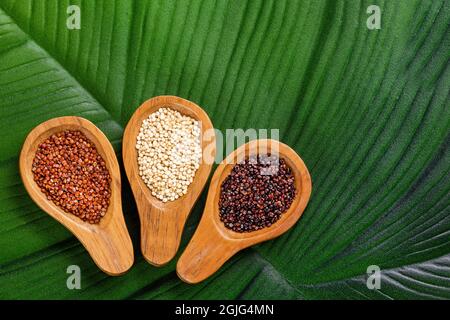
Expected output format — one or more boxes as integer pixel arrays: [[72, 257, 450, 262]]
[[136, 108, 202, 202]]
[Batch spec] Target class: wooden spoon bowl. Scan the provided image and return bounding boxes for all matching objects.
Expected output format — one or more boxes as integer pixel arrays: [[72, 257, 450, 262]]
[[176, 139, 312, 283], [123, 96, 216, 266], [19, 116, 134, 276]]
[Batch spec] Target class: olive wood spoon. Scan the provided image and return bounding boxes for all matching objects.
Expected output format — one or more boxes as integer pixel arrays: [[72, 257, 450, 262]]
[[123, 96, 216, 266], [19, 116, 134, 276], [177, 139, 312, 283]]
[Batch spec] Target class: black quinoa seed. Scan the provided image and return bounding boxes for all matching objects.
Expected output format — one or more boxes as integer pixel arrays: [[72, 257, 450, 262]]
[[219, 154, 296, 232]]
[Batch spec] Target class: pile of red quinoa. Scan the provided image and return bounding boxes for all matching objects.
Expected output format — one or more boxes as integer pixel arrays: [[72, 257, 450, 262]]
[[32, 130, 111, 224], [219, 154, 296, 232]]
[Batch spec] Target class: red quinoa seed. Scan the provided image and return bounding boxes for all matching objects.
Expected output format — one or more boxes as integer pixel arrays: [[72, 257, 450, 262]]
[[32, 130, 111, 224]]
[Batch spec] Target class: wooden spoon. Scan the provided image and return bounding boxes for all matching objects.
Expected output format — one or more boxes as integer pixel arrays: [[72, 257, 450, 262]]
[[122, 96, 216, 266], [176, 139, 312, 283], [19, 116, 134, 276]]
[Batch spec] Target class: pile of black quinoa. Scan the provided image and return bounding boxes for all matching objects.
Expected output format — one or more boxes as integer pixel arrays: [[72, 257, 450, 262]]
[[219, 154, 296, 232]]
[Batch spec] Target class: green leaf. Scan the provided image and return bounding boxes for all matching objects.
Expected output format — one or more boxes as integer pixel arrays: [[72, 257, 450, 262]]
[[0, 0, 449, 299]]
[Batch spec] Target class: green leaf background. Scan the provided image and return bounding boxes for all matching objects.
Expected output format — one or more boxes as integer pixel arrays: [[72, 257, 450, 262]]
[[0, 0, 449, 299]]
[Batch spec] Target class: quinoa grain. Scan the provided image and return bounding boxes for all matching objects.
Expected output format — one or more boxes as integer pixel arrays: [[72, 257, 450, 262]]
[[32, 130, 111, 224], [219, 155, 296, 232], [136, 108, 202, 202]]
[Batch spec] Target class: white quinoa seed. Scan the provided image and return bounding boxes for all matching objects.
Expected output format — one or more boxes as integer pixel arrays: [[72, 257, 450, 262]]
[[136, 107, 202, 202]]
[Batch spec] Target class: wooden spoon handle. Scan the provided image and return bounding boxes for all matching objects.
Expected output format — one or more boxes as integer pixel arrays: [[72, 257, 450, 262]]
[[176, 221, 237, 284], [78, 215, 134, 276], [139, 205, 187, 266]]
